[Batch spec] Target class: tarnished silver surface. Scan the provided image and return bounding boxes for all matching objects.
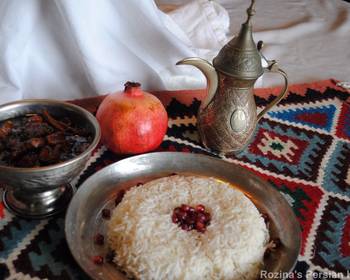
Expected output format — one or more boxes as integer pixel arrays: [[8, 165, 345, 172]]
[[0, 99, 101, 218], [65, 152, 301, 280], [177, 0, 289, 153]]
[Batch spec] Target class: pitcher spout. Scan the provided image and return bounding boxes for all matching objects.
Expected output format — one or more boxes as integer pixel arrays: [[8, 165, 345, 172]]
[[176, 57, 218, 110]]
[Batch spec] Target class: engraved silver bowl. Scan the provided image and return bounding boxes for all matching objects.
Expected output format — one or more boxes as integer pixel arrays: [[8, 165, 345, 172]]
[[0, 99, 100, 219], [65, 152, 301, 280]]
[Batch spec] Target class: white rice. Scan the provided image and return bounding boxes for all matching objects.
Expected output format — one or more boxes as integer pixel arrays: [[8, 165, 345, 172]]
[[107, 175, 269, 280]]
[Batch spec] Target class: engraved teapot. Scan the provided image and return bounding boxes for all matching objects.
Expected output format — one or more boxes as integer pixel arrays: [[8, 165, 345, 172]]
[[177, 0, 288, 153]]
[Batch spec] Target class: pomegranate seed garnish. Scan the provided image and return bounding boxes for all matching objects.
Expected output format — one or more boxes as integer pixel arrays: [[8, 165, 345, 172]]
[[181, 204, 190, 212], [196, 204, 205, 213], [102, 208, 111, 219], [204, 212, 211, 222], [172, 203, 211, 233], [93, 233, 104, 245], [197, 212, 207, 223], [185, 216, 196, 225], [177, 210, 187, 221], [195, 221, 206, 233], [172, 213, 179, 223], [92, 255, 104, 265], [181, 224, 190, 231], [115, 190, 125, 206]]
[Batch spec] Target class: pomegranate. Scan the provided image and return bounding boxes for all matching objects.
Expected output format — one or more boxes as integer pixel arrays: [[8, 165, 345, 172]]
[[96, 82, 168, 154]]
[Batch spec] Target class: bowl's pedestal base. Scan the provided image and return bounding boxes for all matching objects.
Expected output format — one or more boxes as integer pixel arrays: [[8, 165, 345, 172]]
[[2, 184, 76, 219]]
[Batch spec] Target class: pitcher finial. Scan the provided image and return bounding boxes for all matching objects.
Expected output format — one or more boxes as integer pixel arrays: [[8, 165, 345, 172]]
[[245, 0, 256, 25]]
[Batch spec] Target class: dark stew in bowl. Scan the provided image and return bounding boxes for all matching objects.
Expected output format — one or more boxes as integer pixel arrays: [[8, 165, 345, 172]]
[[0, 110, 93, 167]]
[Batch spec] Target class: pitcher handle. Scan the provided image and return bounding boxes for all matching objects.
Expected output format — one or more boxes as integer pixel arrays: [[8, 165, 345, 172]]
[[257, 61, 288, 121]]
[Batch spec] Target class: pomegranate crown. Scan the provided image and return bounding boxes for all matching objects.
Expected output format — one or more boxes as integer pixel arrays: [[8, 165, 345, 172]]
[[124, 81, 141, 91]]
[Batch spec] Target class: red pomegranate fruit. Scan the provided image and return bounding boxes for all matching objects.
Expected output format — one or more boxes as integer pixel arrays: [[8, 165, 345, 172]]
[[96, 82, 168, 154]]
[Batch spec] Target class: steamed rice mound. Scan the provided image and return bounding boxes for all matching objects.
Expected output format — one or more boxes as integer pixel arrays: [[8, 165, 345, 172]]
[[107, 175, 269, 280]]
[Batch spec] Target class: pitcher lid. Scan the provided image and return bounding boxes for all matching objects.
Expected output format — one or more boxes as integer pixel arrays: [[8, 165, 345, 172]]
[[213, 0, 263, 80]]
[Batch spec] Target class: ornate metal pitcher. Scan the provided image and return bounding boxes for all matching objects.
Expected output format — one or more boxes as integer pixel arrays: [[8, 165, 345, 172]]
[[177, 0, 288, 153]]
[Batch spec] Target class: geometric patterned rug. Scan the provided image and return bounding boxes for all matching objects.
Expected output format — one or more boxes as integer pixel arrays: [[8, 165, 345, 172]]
[[1, 79, 349, 279]]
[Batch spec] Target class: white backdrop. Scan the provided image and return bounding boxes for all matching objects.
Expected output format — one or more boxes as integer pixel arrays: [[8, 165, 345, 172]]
[[0, 0, 349, 104]]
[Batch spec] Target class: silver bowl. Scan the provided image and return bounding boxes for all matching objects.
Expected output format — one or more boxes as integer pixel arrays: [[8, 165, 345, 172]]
[[0, 99, 101, 219], [65, 152, 301, 280]]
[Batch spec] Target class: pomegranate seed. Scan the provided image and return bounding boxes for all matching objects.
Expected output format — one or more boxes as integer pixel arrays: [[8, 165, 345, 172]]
[[188, 206, 195, 214], [93, 233, 104, 245], [181, 224, 190, 231], [101, 208, 111, 219], [204, 212, 211, 222], [195, 222, 206, 233], [196, 204, 205, 213], [174, 207, 181, 215], [115, 190, 125, 206], [197, 212, 207, 223], [177, 210, 188, 221], [181, 204, 190, 212], [185, 216, 196, 226], [172, 213, 179, 223], [92, 255, 104, 265]]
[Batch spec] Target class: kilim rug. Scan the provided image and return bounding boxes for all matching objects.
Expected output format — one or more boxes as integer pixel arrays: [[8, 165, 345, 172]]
[[0, 79, 349, 280]]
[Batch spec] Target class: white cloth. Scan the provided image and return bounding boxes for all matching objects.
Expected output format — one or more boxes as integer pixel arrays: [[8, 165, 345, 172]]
[[0, 0, 349, 104], [0, 0, 228, 104]]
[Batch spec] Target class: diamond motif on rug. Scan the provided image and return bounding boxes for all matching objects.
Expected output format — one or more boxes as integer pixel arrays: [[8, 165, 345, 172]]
[[252, 129, 308, 163], [322, 141, 350, 196], [311, 196, 350, 273], [232, 119, 333, 181], [268, 103, 337, 132]]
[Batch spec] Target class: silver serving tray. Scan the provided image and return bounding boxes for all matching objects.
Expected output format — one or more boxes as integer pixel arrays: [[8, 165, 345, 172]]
[[65, 152, 301, 280]]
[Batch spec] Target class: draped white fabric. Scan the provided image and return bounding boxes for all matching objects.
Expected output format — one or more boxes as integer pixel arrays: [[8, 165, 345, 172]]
[[0, 0, 349, 104]]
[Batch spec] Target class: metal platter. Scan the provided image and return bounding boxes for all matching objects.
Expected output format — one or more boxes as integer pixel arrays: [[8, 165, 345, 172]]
[[65, 152, 301, 280]]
